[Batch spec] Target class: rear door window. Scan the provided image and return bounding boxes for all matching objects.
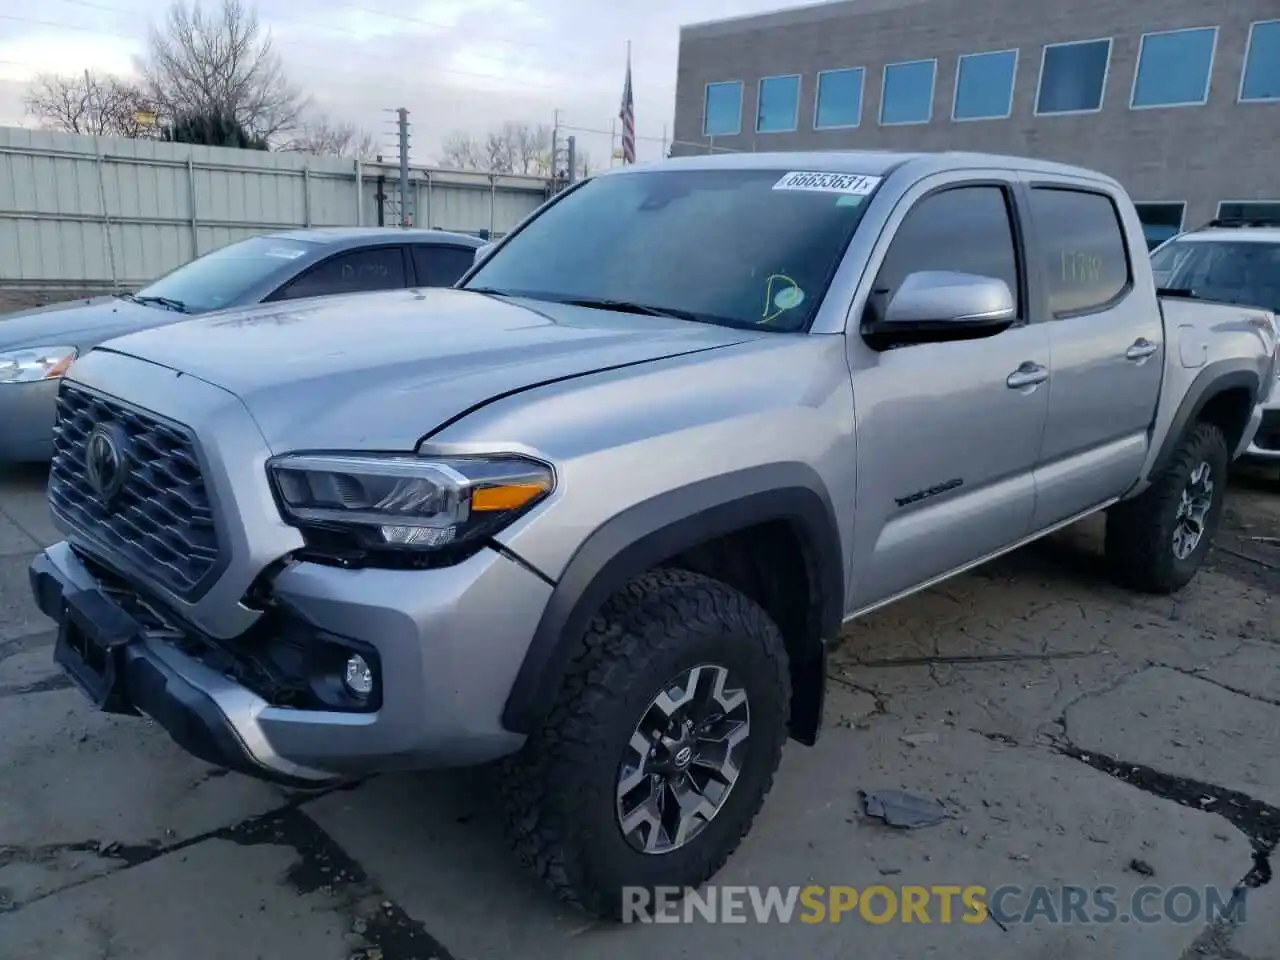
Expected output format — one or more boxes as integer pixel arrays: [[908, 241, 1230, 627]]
[[1028, 188, 1131, 316], [273, 246, 408, 301], [412, 245, 479, 287]]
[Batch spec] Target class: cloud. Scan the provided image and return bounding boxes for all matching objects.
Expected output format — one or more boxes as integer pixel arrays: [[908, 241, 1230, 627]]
[[0, 0, 812, 164]]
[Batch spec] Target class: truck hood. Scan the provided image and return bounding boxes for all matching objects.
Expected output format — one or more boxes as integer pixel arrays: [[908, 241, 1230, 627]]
[[98, 287, 759, 450], [0, 296, 178, 348]]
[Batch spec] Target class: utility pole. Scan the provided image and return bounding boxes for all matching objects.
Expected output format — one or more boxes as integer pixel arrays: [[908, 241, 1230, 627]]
[[85, 69, 119, 292], [566, 136, 577, 185], [551, 108, 561, 190], [396, 107, 411, 227]]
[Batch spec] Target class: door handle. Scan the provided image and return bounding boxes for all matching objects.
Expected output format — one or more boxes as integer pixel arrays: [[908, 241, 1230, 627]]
[[1006, 362, 1049, 390], [1126, 338, 1159, 361]]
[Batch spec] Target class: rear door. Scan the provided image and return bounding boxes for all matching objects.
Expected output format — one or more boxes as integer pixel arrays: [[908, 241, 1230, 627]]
[[1021, 179, 1163, 528], [410, 244, 481, 287]]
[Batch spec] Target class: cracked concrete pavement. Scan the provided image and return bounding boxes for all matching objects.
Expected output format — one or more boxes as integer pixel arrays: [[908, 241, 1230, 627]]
[[0, 460, 1276, 959]]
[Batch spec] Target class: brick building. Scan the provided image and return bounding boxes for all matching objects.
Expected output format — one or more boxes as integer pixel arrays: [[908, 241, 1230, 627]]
[[672, 0, 1280, 247]]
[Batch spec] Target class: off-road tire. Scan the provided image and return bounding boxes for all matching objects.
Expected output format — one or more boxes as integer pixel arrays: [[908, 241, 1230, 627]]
[[1105, 421, 1230, 594], [497, 568, 791, 920]]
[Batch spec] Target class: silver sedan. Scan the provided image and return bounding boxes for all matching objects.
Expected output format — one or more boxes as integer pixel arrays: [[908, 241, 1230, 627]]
[[0, 227, 484, 461]]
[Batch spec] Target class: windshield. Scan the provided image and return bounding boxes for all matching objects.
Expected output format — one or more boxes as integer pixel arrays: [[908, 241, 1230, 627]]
[[1151, 239, 1280, 312], [135, 236, 315, 313], [463, 167, 880, 332]]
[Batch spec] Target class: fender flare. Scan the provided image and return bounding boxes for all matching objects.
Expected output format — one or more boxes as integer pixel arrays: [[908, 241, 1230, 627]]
[[1151, 360, 1259, 476], [500, 464, 845, 737]]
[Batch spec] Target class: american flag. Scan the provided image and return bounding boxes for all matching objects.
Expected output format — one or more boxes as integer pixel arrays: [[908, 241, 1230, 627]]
[[619, 44, 636, 165]]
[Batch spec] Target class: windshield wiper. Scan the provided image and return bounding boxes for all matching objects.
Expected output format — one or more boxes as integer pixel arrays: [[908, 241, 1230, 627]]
[[464, 288, 730, 326], [127, 294, 188, 313], [553, 296, 702, 323]]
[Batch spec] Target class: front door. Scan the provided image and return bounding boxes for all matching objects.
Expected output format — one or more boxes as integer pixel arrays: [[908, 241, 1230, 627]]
[[846, 178, 1051, 610], [1022, 182, 1164, 529]]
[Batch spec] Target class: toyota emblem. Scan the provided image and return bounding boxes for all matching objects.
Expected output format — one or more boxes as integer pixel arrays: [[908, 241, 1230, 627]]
[[85, 423, 129, 503]]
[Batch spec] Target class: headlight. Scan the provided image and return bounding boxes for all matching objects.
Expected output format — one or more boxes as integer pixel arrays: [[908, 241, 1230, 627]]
[[0, 345, 77, 384], [268, 453, 554, 558]]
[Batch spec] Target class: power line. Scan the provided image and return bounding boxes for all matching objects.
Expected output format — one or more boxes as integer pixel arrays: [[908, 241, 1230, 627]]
[[556, 122, 742, 156]]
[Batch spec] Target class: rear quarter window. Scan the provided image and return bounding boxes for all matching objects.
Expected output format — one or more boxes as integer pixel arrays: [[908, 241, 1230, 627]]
[[1029, 187, 1132, 316]]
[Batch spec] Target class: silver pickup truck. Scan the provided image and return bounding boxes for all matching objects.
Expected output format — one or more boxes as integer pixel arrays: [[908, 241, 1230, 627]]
[[28, 151, 1278, 919]]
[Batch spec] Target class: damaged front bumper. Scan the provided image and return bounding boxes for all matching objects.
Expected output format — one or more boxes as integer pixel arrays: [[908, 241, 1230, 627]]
[[30, 539, 548, 786]]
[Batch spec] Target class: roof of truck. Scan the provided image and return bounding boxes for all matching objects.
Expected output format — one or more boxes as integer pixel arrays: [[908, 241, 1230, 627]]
[[602, 150, 1117, 185], [1174, 225, 1280, 244]]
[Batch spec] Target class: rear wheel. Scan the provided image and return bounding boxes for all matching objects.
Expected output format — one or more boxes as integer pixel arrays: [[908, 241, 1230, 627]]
[[497, 568, 790, 919], [1105, 421, 1229, 594]]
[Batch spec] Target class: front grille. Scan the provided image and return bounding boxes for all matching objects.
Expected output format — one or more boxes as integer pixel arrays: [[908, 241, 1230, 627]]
[[50, 383, 224, 599]]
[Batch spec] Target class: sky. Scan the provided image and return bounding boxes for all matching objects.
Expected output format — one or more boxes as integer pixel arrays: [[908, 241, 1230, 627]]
[[0, 0, 811, 167]]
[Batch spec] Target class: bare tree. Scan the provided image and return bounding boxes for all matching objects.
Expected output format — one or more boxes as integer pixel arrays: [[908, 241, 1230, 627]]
[[439, 122, 555, 175], [24, 72, 157, 138], [137, 0, 307, 142], [282, 113, 378, 158], [438, 131, 488, 172]]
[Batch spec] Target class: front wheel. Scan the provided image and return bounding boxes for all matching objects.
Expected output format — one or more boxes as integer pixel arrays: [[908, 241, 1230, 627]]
[[497, 569, 791, 919], [1105, 421, 1230, 594]]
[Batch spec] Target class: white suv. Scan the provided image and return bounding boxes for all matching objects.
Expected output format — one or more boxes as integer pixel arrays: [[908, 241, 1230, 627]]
[[1152, 220, 1280, 463]]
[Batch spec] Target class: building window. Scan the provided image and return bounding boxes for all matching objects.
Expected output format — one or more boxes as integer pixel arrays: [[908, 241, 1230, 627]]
[[1240, 20, 1280, 102], [1217, 201, 1280, 224], [814, 67, 865, 129], [704, 81, 743, 137], [1133, 202, 1186, 250], [1036, 38, 1112, 115], [756, 75, 801, 133], [1131, 27, 1217, 109], [881, 59, 937, 125], [953, 49, 1018, 121]]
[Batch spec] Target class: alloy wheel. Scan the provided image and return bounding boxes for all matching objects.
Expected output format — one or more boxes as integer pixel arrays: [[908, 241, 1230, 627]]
[[1172, 460, 1214, 561], [615, 663, 751, 854]]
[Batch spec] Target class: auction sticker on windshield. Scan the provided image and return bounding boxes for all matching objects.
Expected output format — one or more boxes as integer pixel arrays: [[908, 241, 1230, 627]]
[[773, 172, 881, 195]]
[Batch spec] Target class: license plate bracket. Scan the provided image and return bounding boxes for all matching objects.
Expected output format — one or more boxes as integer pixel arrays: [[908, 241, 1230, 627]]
[[54, 587, 141, 715]]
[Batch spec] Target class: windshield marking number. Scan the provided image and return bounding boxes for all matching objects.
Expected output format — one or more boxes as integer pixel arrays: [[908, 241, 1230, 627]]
[[1060, 249, 1103, 285], [773, 171, 881, 195]]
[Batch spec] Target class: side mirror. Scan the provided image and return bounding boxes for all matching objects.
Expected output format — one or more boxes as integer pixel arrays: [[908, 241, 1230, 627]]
[[474, 242, 496, 266], [879, 271, 1016, 333]]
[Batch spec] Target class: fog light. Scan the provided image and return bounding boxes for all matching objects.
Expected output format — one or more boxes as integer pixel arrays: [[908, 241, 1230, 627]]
[[343, 654, 374, 697]]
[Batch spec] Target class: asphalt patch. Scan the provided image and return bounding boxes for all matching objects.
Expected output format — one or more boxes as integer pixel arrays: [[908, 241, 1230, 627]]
[[2, 789, 458, 960], [0, 674, 73, 699], [222, 805, 458, 960], [1059, 744, 1278, 890]]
